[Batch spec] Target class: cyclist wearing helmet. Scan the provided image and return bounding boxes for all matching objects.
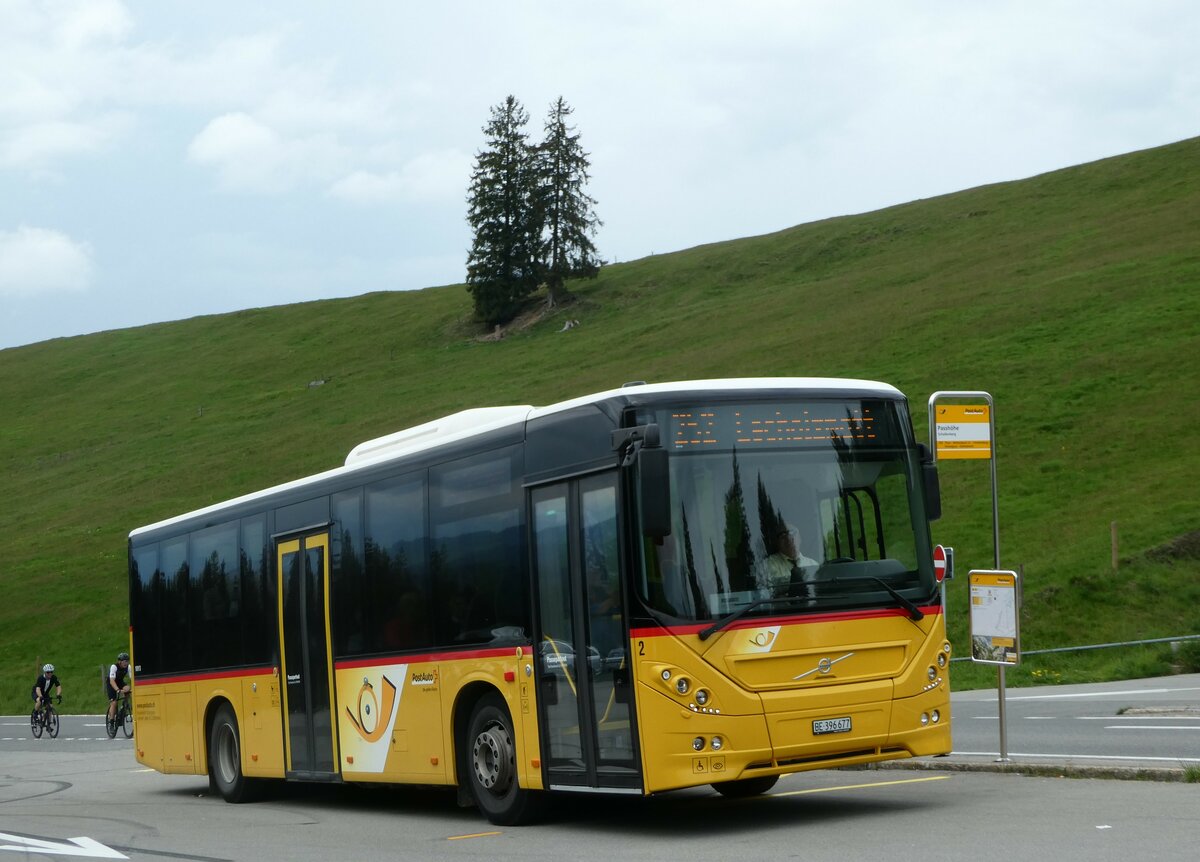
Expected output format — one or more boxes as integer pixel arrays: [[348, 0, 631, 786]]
[[32, 663, 62, 711], [107, 652, 131, 723]]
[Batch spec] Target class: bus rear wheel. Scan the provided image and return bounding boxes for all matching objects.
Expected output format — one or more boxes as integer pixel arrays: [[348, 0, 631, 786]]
[[712, 775, 779, 798], [208, 703, 260, 803], [463, 693, 544, 826]]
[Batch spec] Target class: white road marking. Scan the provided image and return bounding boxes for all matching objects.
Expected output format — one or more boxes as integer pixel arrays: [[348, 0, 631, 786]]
[[1105, 725, 1200, 731], [1004, 686, 1200, 701], [952, 750, 1198, 763], [0, 831, 127, 858], [1077, 715, 1200, 720]]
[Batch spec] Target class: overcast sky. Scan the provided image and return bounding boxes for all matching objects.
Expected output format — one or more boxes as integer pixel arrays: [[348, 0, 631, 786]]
[[1, 1, 1197, 350]]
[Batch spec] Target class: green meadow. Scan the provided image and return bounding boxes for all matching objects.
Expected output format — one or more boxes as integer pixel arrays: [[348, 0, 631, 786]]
[[2, 136, 1198, 713]]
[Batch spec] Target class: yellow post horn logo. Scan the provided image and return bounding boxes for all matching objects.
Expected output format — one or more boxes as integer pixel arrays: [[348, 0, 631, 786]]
[[347, 674, 397, 742]]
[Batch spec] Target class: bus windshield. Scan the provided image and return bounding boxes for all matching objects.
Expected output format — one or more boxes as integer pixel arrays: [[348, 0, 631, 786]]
[[639, 398, 935, 623]]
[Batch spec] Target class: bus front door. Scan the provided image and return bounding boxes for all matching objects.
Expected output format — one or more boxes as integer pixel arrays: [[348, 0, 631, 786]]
[[276, 531, 339, 780], [531, 473, 641, 791]]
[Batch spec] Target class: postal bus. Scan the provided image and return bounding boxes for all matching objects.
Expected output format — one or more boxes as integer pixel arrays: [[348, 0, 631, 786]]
[[127, 378, 951, 824]]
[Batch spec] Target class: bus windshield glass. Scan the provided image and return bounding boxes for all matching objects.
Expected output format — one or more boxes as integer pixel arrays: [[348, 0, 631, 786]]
[[639, 398, 935, 623]]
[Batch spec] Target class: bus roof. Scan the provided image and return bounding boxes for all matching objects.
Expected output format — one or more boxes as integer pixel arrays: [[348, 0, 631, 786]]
[[129, 377, 901, 540]]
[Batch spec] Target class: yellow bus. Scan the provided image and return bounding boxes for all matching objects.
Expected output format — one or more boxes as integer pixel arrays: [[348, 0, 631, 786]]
[[127, 378, 951, 824]]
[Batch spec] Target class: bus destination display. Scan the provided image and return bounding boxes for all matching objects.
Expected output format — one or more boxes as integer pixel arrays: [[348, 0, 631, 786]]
[[668, 403, 882, 450]]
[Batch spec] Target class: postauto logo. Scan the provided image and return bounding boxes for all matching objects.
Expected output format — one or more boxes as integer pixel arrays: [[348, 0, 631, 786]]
[[346, 674, 398, 742]]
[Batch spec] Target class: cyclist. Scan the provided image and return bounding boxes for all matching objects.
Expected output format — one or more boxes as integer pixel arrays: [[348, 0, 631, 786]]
[[107, 652, 131, 723], [32, 663, 63, 712]]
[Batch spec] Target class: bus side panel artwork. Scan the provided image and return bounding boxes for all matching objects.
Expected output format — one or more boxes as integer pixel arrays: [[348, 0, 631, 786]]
[[335, 661, 446, 782]]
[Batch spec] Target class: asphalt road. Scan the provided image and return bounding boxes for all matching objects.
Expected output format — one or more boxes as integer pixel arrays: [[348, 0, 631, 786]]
[[942, 672, 1200, 770], [2, 676, 1197, 861]]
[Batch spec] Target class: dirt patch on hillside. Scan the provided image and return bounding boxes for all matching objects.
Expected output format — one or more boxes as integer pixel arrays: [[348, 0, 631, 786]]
[[474, 295, 582, 342], [1146, 530, 1200, 562]]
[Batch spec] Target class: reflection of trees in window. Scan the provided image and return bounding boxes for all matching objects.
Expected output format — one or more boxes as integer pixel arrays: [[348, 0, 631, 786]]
[[678, 508, 702, 618], [240, 516, 269, 664], [201, 550, 231, 621], [756, 472, 785, 557], [722, 451, 755, 592], [130, 548, 162, 674]]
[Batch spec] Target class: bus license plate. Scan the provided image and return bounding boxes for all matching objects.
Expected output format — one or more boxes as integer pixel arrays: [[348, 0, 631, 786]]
[[813, 717, 852, 735]]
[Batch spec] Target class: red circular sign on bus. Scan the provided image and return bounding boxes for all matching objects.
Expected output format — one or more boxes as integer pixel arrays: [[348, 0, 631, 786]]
[[933, 545, 947, 582]]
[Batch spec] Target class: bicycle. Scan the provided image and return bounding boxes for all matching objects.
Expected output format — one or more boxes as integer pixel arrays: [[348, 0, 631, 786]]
[[106, 690, 133, 739], [30, 699, 60, 739]]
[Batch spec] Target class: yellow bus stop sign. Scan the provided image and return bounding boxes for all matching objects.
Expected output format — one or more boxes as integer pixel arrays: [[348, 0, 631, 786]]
[[933, 403, 992, 460]]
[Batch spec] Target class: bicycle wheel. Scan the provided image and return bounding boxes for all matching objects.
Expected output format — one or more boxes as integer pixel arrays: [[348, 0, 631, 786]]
[[122, 704, 134, 738], [46, 707, 59, 739], [31, 709, 43, 739], [105, 709, 118, 739]]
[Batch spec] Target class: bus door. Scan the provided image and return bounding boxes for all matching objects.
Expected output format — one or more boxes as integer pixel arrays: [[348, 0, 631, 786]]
[[276, 531, 339, 780], [531, 473, 641, 791]]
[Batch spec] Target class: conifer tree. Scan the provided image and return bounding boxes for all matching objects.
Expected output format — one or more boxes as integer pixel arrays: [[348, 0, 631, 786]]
[[533, 97, 601, 306], [465, 96, 539, 327]]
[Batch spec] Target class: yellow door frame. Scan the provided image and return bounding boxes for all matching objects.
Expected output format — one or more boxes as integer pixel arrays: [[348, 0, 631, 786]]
[[276, 532, 338, 774]]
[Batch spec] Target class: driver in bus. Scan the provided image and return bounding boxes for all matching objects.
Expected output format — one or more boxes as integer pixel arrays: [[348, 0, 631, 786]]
[[761, 523, 819, 594]]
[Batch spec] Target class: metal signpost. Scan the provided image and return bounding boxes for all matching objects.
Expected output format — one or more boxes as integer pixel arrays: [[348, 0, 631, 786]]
[[928, 391, 1013, 761]]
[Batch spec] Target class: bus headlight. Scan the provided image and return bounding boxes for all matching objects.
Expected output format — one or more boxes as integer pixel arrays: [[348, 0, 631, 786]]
[[676, 677, 690, 695], [692, 737, 706, 751], [920, 713, 929, 726], [711, 736, 724, 751], [695, 689, 709, 706], [937, 653, 947, 668], [931, 710, 941, 724], [928, 666, 937, 681]]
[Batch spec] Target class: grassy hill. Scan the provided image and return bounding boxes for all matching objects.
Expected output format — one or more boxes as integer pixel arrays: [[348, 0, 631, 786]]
[[3, 136, 1198, 713]]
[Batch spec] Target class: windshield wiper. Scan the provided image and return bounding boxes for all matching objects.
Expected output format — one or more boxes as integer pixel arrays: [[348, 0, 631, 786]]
[[868, 577, 925, 621], [698, 595, 802, 641]]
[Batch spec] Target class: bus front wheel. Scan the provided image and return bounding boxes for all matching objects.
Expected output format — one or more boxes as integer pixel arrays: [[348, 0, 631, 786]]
[[208, 703, 260, 803], [712, 775, 779, 797], [463, 693, 544, 825]]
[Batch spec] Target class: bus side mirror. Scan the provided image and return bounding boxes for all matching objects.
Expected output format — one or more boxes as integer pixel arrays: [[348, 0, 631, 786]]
[[613, 424, 672, 539], [918, 443, 942, 522], [638, 445, 671, 539]]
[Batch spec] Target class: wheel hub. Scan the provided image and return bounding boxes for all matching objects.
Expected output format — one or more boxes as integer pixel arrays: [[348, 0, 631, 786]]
[[472, 721, 514, 793]]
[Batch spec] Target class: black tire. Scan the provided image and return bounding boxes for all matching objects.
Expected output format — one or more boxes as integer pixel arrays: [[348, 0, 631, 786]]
[[105, 708, 118, 739], [122, 701, 134, 738], [208, 703, 260, 803], [45, 706, 59, 739], [31, 709, 43, 739], [463, 693, 544, 826], [712, 775, 779, 798]]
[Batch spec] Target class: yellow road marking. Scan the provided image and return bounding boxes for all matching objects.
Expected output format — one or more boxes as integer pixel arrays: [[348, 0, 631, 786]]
[[447, 831, 502, 841], [774, 775, 951, 797]]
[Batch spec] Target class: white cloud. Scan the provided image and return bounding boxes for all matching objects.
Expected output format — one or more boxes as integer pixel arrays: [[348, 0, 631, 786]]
[[329, 149, 472, 205], [0, 226, 94, 296], [53, 0, 133, 50], [187, 111, 351, 193], [187, 112, 280, 184]]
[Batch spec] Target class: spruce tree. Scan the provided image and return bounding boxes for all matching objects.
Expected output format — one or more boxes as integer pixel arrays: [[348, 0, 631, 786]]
[[466, 96, 539, 327], [534, 97, 601, 306]]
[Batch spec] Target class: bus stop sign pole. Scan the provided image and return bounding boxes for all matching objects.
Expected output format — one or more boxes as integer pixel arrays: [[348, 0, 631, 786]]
[[928, 391, 1012, 762]]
